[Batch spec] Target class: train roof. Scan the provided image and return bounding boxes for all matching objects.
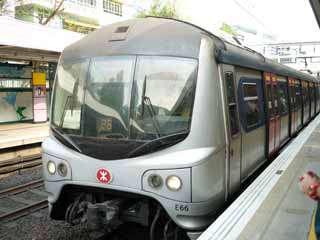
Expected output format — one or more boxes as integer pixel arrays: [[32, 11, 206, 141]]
[[62, 17, 203, 60], [63, 17, 318, 83], [217, 42, 318, 82]]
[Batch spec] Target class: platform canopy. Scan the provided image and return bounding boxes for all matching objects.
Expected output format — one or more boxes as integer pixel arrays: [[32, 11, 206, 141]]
[[0, 16, 85, 62], [310, 0, 320, 27]]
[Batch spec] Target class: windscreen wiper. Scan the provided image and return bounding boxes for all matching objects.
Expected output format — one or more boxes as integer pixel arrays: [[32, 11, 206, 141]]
[[141, 76, 161, 138], [51, 126, 82, 153], [127, 131, 188, 158], [59, 95, 72, 128], [59, 79, 79, 128]]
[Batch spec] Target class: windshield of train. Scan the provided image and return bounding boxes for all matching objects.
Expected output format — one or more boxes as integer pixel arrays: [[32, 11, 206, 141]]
[[51, 56, 198, 159]]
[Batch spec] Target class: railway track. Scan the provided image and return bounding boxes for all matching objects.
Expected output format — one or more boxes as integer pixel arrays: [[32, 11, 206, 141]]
[[0, 179, 48, 222], [0, 179, 44, 199]]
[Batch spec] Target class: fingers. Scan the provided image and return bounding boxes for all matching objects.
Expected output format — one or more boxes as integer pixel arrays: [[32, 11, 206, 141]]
[[299, 171, 320, 199]]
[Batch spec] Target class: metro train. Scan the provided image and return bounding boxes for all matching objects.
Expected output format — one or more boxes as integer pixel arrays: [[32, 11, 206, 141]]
[[42, 17, 320, 240]]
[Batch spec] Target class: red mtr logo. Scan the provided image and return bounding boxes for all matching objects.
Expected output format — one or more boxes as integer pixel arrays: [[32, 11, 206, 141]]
[[96, 168, 112, 184]]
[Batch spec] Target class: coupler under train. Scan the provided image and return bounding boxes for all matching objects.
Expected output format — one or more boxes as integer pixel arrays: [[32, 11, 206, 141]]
[[63, 192, 188, 240]]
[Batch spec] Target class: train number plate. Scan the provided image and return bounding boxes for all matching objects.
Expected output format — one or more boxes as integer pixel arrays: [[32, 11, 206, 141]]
[[175, 204, 189, 212]]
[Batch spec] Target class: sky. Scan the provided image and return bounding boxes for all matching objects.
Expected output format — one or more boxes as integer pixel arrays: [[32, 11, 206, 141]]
[[136, 0, 320, 44]]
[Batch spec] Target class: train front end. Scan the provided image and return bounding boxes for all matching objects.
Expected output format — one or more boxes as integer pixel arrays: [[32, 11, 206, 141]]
[[42, 18, 227, 239]]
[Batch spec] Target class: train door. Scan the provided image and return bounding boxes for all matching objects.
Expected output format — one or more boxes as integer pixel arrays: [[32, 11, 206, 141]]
[[278, 76, 289, 145], [307, 82, 311, 121], [288, 78, 296, 135], [264, 72, 281, 157], [302, 81, 309, 125], [309, 82, 314, 119], [296, 80, 303, 130], [237, 68, 265, 180], [221, 65, 241, 198], [317, 83, 320, 114], [311, 82, 316, 118], [314, 83, 319, 115]]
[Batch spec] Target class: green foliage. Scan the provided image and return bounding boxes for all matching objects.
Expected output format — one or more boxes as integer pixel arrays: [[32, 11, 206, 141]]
[[15, 4, 53, 24], [0, 0, 10, 15], [220, 22, 236, 36], [12, 0, 64, 25], [0, 0, 6, 10], [136, 0, 179, 19]]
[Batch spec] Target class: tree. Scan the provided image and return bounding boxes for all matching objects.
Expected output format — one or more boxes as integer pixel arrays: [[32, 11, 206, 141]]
[[0, 0, 13, 16], [1, 0, 65, 25], [41, 0, 64, 25], [17, 0, 65, 25], [136, 0, 179, 19]]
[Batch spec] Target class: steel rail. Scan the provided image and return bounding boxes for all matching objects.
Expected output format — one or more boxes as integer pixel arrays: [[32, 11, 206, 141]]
[[0, 179, 44, 199], [0, 199, 48, 222]]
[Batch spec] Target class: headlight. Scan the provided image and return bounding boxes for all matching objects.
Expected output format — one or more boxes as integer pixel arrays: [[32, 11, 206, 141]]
[[148, 174, 163, 189], [47, 161, 56, 175], [166, 175, 182, 191], [57, 163, 68, 177]]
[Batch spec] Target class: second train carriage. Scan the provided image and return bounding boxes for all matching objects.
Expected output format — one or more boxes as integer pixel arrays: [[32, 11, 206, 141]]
[[42, 17, 320, 239]]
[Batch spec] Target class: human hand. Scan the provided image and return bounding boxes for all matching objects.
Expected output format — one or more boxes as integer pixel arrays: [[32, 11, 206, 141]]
[[299, 171, 320, 200]]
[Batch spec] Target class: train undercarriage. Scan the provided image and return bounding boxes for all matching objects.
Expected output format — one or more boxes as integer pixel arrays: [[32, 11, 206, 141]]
[[51, 185, 189, 240]]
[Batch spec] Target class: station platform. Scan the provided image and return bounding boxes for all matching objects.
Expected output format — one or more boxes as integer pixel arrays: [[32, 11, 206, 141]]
[[199, 115, 320, 240], [0, 122, 49, 149]]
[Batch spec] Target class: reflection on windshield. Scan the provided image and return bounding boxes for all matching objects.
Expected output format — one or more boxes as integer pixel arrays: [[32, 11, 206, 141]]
[[51, 55, 197, 159], [131, 56, 197, 140], [52, 59, 89, 132], [84, 56, 135, 139]]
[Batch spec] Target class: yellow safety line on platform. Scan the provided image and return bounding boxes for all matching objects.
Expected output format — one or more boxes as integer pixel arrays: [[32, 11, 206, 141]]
[[309, 211, 317, 240]]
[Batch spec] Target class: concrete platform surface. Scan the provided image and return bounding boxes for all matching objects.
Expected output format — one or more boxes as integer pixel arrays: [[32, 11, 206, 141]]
[[199, 115, 320, 240], [0, 122, 49, 149]]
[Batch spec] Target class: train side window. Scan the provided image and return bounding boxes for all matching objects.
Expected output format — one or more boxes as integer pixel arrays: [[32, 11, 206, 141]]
[[243, 83, 260, 127], [278, 84, 288, 115], [226, 72, 236, 103], [225, 72, 239, 136]]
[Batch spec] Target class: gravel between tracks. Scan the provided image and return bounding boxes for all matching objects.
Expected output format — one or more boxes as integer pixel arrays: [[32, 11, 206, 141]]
[[0, 208, 94, 240], [0, 166, 94, 240], [0, 165, 148, 240]]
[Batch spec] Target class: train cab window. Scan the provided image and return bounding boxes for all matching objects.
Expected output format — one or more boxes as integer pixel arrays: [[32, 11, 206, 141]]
[[225, 72, 239, 136], [243, 83, 260, 127], [52, 58, 89, 132], [278, 84, 288, 115]]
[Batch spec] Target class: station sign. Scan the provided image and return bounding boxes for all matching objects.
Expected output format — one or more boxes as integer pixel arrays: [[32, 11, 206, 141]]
[[32, 72, 47, 122]]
